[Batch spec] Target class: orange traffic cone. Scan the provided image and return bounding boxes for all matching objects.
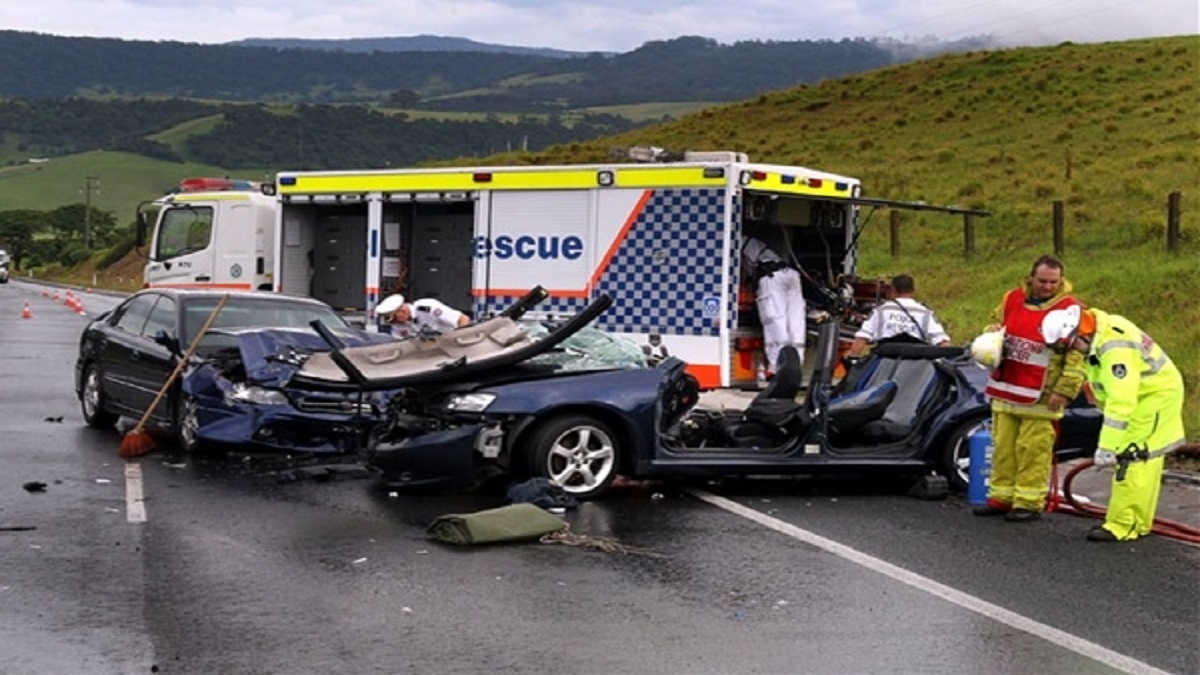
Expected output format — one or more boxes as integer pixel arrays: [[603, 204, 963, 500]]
[[52, 290, 60, 302], [75, 298, 86, 315], [21, 303, 32, 319]]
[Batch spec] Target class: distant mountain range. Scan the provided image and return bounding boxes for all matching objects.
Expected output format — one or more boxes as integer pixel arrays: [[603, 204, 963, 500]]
[[0, 30, 995, 108], [229, 34, 603, 58]]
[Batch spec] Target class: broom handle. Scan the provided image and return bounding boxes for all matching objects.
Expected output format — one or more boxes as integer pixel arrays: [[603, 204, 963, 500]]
[[130, 294, 229, 433]]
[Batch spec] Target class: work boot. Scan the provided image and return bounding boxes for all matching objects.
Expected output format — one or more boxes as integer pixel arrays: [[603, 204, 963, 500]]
[[1004, 508, 1040, 522], [1086, 526, 1119, 542], [972, 499, 1011, 516]]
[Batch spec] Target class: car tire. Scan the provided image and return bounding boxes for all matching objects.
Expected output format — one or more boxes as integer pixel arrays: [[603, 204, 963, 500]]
[[173, 393, 207, 454], [941, 416, 990, 492], [80, 364, 118, 429], [525, 414, 620, 500]]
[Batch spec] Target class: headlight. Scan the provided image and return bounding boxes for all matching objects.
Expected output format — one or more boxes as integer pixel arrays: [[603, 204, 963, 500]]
[[226, 383, 289, 406], [444, 392, 496, 412]]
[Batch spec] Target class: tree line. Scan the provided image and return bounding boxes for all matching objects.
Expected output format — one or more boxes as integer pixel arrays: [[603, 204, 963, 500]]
[[0, 97, 639, 169], [0, 204, 119, 270]]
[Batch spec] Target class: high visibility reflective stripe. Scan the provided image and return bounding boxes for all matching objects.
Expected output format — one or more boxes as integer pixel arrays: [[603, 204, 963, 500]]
[[1095, 338, 1168, 375], [279, 165, 860, 197], [1149, 439, 1186, 458], [1104, 418, 1128, 430], [1096, 340, 1141, 356], [986, 380, 1044, 402]]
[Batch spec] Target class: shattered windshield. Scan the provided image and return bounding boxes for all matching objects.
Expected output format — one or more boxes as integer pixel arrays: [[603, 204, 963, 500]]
[[521, 321, 647, 371]]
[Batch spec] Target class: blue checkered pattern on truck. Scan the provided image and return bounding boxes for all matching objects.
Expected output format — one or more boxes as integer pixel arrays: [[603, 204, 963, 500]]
[[476, 188, 727, 336]]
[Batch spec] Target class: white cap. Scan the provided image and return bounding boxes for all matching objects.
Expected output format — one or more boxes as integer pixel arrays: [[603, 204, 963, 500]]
[[1040, 305, 1081, 345], [376, 294, 405, 316]]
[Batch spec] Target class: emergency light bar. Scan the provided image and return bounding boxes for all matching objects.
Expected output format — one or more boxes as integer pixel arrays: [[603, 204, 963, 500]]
[[179, 177, 257, 192]]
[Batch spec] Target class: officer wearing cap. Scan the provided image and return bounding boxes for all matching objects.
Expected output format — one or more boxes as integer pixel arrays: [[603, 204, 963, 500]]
[[377, 294, 470, 338]]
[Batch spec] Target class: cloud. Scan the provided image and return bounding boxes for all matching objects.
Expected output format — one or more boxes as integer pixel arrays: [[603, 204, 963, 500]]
[[0, 0, 1194, 51]]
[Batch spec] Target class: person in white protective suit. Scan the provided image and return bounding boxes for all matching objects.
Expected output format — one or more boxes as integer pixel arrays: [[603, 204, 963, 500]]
[[742, 235, 806, 374], [1041, 304, 1186, 542], [377, 294, 470, 338]]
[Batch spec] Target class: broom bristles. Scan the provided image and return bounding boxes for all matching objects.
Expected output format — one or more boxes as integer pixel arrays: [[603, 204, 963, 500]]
[[118, 429, 157, 458]]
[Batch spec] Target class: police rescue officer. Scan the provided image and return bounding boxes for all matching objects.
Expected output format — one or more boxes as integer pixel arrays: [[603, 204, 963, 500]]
[[377, 294, 470, 338], [1041, 305, 1186, 542], [846, 274, 950, 358]]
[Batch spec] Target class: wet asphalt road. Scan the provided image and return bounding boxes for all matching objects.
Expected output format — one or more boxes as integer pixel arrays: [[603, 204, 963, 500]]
[[1, 280, 1197, 675]]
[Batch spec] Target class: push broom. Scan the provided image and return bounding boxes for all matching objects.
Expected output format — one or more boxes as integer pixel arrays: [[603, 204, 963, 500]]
[[119, 295, 229, 458]]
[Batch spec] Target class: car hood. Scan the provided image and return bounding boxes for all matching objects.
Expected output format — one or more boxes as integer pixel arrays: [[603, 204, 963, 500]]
[[211, 327, 395, 387], [295, 295, 613, 390]]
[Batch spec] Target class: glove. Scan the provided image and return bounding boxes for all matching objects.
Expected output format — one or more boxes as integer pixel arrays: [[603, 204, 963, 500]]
[[1093, 449, 1118, 468]]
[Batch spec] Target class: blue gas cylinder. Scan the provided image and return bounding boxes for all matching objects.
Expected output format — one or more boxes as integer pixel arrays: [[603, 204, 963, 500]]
[[967, 428, 993, 506]]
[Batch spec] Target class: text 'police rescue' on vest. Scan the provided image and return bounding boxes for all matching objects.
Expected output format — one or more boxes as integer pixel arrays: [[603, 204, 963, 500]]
[[473, 235, 584, 260]]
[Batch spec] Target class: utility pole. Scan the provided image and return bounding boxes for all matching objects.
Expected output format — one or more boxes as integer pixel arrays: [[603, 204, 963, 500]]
[[83, 176, 99, 248]]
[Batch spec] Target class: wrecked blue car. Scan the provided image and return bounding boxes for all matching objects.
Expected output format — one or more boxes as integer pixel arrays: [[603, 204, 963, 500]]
[[178, 327, 396, 453], [289, 289, 1099, 500], [76, 289, 395, 453]]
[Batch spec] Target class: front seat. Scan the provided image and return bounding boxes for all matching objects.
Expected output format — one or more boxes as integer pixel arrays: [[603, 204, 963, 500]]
[[725, 346, 811, 447]]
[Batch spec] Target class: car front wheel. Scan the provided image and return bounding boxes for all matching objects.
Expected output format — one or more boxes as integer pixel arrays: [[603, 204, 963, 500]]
[[525, 415, 620, 499], [81, 364, 118, 429], [942, 416, 991, 492]]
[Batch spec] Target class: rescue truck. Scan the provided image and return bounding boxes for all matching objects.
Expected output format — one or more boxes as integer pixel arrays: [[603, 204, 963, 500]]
[[139, 152, 984, 388]]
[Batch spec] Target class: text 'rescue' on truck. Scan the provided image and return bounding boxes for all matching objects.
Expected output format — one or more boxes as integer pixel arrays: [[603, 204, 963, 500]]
[[138, 151, 986, 389]]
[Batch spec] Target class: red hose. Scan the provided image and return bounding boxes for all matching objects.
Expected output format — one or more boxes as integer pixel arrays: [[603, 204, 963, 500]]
[[1058, 452, 1200, 544]]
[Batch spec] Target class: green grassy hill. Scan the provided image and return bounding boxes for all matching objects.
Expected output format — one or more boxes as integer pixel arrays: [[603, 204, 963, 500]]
[[496, 36, 1200, 433], [7, 35, 1197, 434]]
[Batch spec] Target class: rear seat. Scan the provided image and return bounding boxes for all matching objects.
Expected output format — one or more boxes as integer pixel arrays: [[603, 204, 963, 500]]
[[856, 359, 940, 441]]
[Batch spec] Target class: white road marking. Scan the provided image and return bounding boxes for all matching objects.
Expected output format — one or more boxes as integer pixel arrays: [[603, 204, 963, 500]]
[[124, 461, 146, 523], [688, 488, 1170, 675]]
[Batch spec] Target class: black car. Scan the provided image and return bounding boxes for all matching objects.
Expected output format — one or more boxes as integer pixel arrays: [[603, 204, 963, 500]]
[[74, 289, 394, 452]]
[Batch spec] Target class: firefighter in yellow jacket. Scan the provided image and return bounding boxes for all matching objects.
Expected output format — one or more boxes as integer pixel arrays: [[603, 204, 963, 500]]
[[1041, 305, 1186, 542], [974, 256, 1086, 522]]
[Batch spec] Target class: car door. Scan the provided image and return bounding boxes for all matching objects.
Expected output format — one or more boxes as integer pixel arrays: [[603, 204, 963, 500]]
[[98, 294, 159, 412], [132, 295, 179, 420]]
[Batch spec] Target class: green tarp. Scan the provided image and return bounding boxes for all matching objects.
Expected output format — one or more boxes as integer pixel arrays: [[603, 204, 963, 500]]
[[426, 503, 568, 545]]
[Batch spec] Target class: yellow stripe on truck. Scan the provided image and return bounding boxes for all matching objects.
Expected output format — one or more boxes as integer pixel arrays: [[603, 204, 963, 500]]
[[747, 172, 859, 198], [280, 169, 597, 194], [279, 166, 726, 195]]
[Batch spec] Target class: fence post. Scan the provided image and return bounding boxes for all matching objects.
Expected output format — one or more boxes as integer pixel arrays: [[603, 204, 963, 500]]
[[963, 213, 975, 259], [1167, 191, 1181, 254], [1052, 200, 1065, 256], [890, 210, 901, 258]]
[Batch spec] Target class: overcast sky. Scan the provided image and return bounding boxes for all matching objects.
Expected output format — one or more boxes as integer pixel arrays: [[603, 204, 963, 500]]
[[2, 0, 1195, 52]]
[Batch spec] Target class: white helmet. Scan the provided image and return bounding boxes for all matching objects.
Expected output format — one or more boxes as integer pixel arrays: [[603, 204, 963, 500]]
[[1040, 305, 1081, 346], [376, 294, 405, 317], [970, 330, 1005, 369]]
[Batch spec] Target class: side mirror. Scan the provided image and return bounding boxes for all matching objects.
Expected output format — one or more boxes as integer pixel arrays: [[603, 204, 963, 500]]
[[153, 330, 182, 357]]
